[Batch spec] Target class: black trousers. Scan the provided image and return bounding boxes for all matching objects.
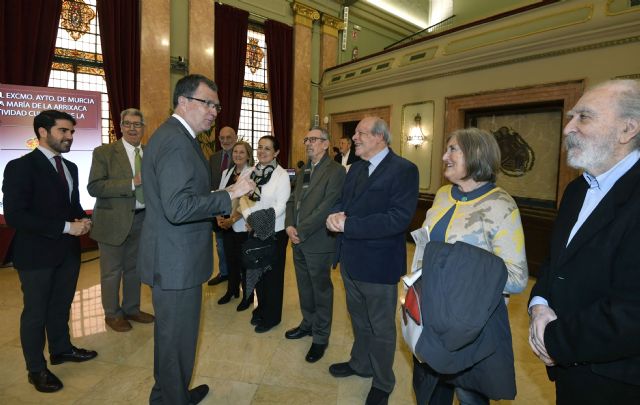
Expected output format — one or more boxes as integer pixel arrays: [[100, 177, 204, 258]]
[[255, 230, 288, 327], [17, 252, 80, 372], [222, 230, 248, 296], [554, 364, 640, 405]]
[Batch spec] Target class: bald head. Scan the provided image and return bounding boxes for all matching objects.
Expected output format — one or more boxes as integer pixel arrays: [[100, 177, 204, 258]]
[[219, 126, 238, 151]]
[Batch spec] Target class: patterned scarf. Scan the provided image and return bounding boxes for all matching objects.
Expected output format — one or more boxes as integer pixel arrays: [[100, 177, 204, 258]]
[[249, 160, 277, 201]]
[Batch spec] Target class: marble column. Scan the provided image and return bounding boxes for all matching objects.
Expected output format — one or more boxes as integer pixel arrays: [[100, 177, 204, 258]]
[[189, 0, 214, 77], [290, 2, 320, 167], [140, 0, 171, 142], [319, 14, 343, 144]]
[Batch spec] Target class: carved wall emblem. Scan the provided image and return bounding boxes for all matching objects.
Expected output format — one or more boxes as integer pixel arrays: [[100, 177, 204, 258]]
[[492, 126, 535, 177]]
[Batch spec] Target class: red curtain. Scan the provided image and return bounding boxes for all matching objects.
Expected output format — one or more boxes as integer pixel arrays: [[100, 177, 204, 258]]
[[0, 0, 62, 86], [96, 0, 141, 140], [264, 20, 293, 167], [214, 3, 248, 143]]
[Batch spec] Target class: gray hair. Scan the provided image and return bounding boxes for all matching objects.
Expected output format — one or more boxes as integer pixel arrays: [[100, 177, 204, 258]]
[[370, 118, 391, 145], [120, 108, 144, 124], [309, 126, 330, 140], [591, 79, 640, 149]]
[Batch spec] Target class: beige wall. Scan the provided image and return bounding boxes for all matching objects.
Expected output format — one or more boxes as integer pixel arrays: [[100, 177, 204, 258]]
[[321, 0, 640, 194]]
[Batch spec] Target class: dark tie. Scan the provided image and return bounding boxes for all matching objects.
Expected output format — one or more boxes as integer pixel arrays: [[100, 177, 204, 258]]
[[354, 161, 370, 196], [53, 155, 69, 197], [221, 151, 229, 171]]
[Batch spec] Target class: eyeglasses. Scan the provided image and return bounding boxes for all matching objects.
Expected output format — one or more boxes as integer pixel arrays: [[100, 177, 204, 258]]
[[121, 121, 144, 128], [303, 137, 328, 144], [186, 96, 222, 113]]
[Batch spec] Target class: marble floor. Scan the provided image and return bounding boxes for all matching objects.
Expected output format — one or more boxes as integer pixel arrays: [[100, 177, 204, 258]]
[[0, 243, 554, 404]]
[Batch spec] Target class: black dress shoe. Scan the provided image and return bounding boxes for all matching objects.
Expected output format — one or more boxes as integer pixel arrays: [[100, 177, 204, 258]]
[[254, 323, 277, 333], [207, 274, 228, 286], [285, 326, 312, 340], [50, 346, 98, 365], [217, 291, 239, 305], [28, 368, 63, 393], [189, 384, 209, 404], [305, 343, 327, 363], [329, 362, 372, 378], [365, 386, 390, 405], [236, 298, 251, 312]]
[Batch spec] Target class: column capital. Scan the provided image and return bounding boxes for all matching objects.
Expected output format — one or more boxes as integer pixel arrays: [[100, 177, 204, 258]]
[[321, 14, 345, 37], [291, 2, 320, 28]]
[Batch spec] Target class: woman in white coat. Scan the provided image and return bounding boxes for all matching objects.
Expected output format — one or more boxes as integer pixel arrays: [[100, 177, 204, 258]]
[[216, 141, 255, 309]]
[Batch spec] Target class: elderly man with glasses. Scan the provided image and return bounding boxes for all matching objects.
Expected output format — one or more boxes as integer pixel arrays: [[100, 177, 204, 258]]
[[88, 108, 155, 332], [284, 127, 346, 363]]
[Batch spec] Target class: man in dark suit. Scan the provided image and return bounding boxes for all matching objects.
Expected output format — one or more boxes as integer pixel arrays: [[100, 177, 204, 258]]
[[137, 74, 254, 405], [529, 80, 640, 404], [88, 108, 154, 332], [334, 136, 360, 169], [2, 110, 98, 393], [327, 117, 419, 405], [285, 127, 346, 363], [207, 126, 237, 286]]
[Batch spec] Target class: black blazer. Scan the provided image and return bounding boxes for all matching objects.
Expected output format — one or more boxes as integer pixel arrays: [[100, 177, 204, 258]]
[[332, 150, 419, 284], [530, 158, 640, 386], [2, 148, 86, 270]]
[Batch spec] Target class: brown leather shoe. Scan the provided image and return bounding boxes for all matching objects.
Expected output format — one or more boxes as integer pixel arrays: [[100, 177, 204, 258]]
[[105, 316, 132, 332], [125, 311, 155, 324]]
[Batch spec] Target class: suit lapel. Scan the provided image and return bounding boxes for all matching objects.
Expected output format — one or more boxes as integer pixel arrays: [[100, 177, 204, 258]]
[[32, 149, 72, 203], [301, 155, 329, 201], [114, 139, 134, 177], [170, 117, 209, 172], [347, 150, 393, 208]]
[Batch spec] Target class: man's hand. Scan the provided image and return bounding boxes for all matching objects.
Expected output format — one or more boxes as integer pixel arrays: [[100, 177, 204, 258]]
[[326, 212, 346, 233], [133, 172, 142, 187], [216, 216, 232, 230], [69, 218, 92, 236], [286, 226, 300, 244], [529, 304, 557, 366], [227, 170, 255, 199]]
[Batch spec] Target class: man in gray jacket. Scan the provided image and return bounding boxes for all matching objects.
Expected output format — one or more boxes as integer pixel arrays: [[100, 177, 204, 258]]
[[285, 127, 346, 363], [137, 74, 254, 405]]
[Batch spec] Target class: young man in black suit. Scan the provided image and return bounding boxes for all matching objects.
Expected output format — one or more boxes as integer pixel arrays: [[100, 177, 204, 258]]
[[2, 110, 98, 393]]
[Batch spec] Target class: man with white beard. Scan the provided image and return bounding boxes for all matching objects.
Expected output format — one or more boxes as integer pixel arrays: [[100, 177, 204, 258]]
[[528, 80, 640, 404]]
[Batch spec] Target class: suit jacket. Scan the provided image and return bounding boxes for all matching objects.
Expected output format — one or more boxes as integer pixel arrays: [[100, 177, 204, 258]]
[[334, 149, 360, 166], [530, 158, 640, 386], [87, 139, 139, 245], [285, 154, 346, 253], [2, 148, 86, 270], [333, 149, 419, 284], [209, 148, 231, 191], [137, 116, 231, 290]]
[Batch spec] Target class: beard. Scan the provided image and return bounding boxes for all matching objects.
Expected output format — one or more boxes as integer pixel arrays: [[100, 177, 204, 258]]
[[564, 131, 615, 174]]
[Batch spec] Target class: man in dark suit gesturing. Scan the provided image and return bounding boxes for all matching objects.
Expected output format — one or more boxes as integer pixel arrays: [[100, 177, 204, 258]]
[[529, 80, 640, 404], [88, 108, 154, 332], [285, 127, 346, 363], [2, 110, 97, 393], [327, 117, 419, 405], [137, 74, 254, 405]]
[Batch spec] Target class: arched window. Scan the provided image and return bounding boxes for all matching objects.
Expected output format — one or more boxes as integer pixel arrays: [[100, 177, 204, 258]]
[[239, 23, 272, 161], [48, 0, 112, 144]]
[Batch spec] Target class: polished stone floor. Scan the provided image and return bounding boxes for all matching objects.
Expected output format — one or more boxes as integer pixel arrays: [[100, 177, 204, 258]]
[[0, 243, 554, 404]]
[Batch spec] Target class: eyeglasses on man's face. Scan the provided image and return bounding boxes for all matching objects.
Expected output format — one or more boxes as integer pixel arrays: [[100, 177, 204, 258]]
[[303, 136, 328, 144], [186, 96, 222, 113], [121, 121, 144, 128]]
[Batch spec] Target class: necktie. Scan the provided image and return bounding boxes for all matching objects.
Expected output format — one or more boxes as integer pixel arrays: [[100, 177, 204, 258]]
[[221, 151, 229, 171], [134, 147, 144, 203], [53, 156, 69, 198]]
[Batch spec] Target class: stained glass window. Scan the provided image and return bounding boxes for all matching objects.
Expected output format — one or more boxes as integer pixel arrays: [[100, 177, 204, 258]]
[[49, 0, 112, 144], [238, 24, 272, 162]]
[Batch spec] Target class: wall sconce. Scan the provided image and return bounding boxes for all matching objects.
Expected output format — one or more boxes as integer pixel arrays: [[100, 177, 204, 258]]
[[170, 56, 189, 75], [407, 113, 426, 148]]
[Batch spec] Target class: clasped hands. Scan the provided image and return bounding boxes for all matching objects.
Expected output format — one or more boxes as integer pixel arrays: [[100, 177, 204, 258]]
[[326, 212, 346, 233], [528, 304, 557, 366], [69, 218, 92, 236]]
